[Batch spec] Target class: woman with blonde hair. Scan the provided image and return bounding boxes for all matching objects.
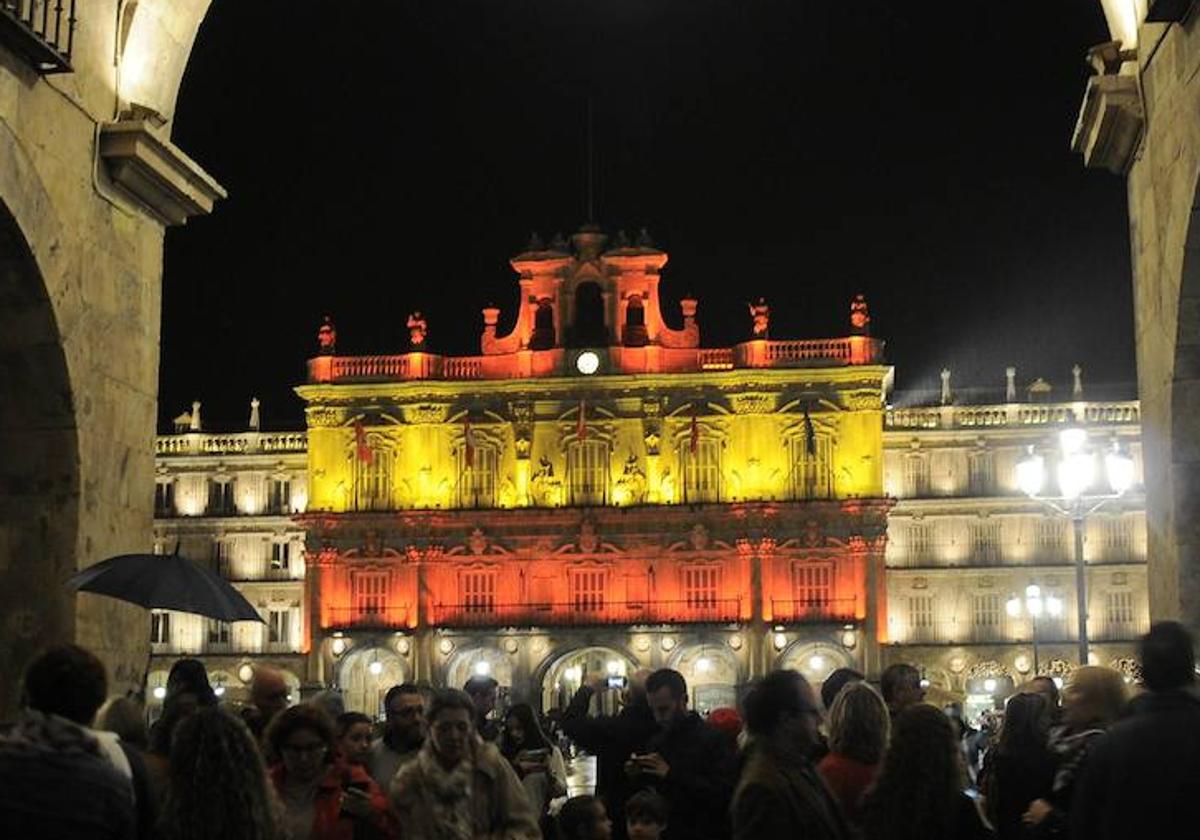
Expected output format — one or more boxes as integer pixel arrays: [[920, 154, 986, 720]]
[[1022, 666, 1126, 833], [818, 681, 889, 829]]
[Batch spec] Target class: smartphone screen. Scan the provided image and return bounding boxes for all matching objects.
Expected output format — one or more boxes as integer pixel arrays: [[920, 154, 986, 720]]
[[607, 675, 628, 689]]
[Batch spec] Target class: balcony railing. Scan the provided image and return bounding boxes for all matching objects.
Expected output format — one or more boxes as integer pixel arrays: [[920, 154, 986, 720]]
[[885, 400, 1140, 431], [769, 597, 857, 624], [326, 606, 412, 631], [430, 598, 743, 628], [0, 0, 75, 73], [156, 432, 307, 457]]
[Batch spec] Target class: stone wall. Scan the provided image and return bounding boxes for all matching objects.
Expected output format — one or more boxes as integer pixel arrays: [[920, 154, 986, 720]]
[[1124, 17, 1200, 640], [0, 1, 214, 718]]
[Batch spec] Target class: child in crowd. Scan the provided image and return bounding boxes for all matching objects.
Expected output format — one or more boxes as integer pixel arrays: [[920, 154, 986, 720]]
[[557, 795, 613, 840], [336, 711, 374, 767], [624, 789, 668, 840]]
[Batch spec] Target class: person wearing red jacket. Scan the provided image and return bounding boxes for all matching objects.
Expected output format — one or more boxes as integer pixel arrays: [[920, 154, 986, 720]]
[[267, 704, 396, 840]]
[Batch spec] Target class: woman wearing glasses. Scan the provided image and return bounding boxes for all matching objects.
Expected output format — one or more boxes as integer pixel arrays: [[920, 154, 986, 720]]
[[266, 704, 396, 840]]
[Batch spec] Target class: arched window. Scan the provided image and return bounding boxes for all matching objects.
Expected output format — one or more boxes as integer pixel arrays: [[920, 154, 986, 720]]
[[567, 439, 609, 505], [531, 298, 555, 350], [571, 281, 607, 347], [623, 294, 648, 347]]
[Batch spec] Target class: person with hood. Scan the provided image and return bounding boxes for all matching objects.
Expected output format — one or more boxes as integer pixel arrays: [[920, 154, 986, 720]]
[[0, 643, 136, 839], [390, 688, 540, 839]]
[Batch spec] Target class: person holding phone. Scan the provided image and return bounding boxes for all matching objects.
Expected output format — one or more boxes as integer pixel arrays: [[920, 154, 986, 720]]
[[501, 703, 568, 820], [266, 704, 396, 840]]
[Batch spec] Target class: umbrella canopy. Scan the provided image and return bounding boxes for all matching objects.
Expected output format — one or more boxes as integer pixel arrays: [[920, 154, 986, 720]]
[[67, 552, 264, 623]]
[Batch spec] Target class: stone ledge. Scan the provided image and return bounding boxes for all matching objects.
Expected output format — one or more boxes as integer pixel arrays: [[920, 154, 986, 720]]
[[1072, 74, 1144, 176], [98, 120, 227, 226]]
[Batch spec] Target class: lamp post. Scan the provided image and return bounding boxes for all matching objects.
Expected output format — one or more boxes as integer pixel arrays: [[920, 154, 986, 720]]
[[1006, 584, 1064, 675], [1017, 428, 1135, 665]]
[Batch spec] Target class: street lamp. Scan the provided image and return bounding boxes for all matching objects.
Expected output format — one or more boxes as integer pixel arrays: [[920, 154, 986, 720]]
[[1017, 428, 1135, 665], [1006, 584, 1064, 675]]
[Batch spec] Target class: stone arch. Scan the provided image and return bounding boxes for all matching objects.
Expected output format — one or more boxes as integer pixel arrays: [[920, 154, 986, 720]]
[[667, 642, 741, 714], [0, 189, 80, 719], [120, 0, 215, 127], [338, 645, 409, 717], [537, 644, 638, 713], [776, 639, 855, 685], [444, 645, 513, 694], [571, 281, 608, 347]]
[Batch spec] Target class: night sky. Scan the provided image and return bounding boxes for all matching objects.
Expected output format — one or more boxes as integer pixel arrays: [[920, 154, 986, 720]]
[[160, 1, 1133, 431]]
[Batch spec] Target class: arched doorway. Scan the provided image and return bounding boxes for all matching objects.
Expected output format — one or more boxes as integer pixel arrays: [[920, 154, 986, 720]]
[[540, 646, 637, 713], [531, 298, 556, 350], [777, 640, 854, 686], [445, 645, 513, 694], [0, 200, 80, 720], [571, 282, 608, 347], [668, 643, 740, 715], [623, 294, 648, 347], [339, 646, 408, 717]]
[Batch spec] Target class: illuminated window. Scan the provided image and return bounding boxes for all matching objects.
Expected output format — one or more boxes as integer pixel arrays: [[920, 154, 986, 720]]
[[567, 440, 609, 505], [354, 445, 392, 511], [267, 610, 291, 645], [967, 450, 994, 496], [909, 595, 934, 635], [352, 571, 389, 619], [1106, 590, 1135, 629], [683, 566, 720, 611], [908, 521, 931, 563], [206, 618, 230, 645], [268, 479, 291, 514], [681, 438, 722, 503], [570, 569, 606, 613], [461, 570, 497, 614], [903, 455, 930, 498], [270, 542, 289, 572], [970, 520, 1001, 565], [791, 435, 833, 499], [458, 444, 498, 508], [154, 480, 175, 516], [791, 562, 832, 611], [150, 611, 171, 644], [1104, 516, 1132, 559], [1036, 517, 1063, 558], [972, 593, 1002, 628]]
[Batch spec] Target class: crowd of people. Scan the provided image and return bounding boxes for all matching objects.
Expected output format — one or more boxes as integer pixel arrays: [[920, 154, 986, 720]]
[[1, 620, 1197, 839]]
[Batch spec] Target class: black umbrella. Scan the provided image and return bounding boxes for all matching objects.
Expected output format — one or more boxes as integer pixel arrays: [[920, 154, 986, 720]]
[[66, 549, 265, 623]]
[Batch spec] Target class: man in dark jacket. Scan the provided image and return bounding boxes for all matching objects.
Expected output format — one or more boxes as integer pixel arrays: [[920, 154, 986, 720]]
[[0, 644, 136, 839], [561, 670, 657, 840], [1072, 621, 1200, 840], [731, 669, 847, 840], [627, 668, 736, 840]]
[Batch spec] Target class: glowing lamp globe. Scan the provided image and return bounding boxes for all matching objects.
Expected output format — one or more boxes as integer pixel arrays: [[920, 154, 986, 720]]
[[1016, 449, 1045, 497]]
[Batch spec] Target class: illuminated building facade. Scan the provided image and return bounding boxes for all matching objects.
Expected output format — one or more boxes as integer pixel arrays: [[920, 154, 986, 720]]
[[297, 228, 890, 714], [883, 377, 1147, 712]]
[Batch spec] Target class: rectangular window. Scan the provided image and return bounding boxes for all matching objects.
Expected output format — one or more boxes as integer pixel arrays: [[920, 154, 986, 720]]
[[354, 446, 391, 511], [972, 593, 1002, 628], [903, 455, 930, 498], [1036, 517, 1063, 557], [459, 445, 498, 508], [267, 610, 290, 645], [568, 441, 609, 505], [971, 520, 1001, 565], [270, 542, 289, 571], [1104, 516, 1132, 559], [791, 562, 833, 611], [791, 435, 833, 500], [968, 451, 994, 496], [150, 611, 171, 644], [154, 481, 175, 516], [683, 566, 720, 611], [682, 438, 722, 503], [908, 521, 931, 563], [207, 480, 235, 516], [352, 571, 389, 618], [461, 570, 497, 614], [908, 595, 934, 639], [269, 479, 291, 514], [1106, 591, 1135, 628], [206, 618, 230, 645], [211, 540, 228, 577], [570, 569, 606, 613]]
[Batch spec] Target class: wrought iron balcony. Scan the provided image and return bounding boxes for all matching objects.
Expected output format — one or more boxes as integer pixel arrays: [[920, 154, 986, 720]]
[[769, 597, 857, 624], [326, 606, 412, 631], [0, 0, 75, 73], [430, 598, 744, 628]]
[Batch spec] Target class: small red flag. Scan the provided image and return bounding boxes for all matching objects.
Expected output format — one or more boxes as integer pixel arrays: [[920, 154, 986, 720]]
[[690, 408, 700, 454], [463, 418, 475, 468], [577, 399, 587, 441], [353, 419, 373, 464]]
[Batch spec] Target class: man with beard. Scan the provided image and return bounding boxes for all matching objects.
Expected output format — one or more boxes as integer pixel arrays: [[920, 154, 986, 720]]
[[369, 683, 426, 789]]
